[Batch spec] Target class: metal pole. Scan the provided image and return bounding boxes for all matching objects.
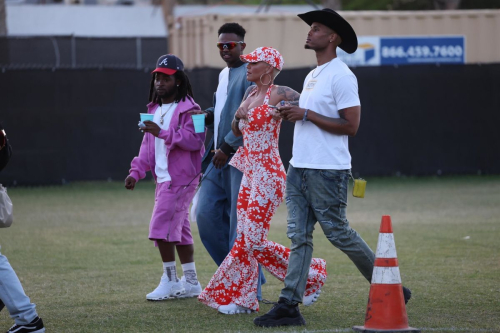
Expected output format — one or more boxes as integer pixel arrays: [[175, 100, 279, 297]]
[[71, 35, 76, 68], [136, 37, 142, 69], [49, 36, 61, 68]]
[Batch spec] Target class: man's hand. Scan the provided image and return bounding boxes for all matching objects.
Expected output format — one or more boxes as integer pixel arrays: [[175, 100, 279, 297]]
[[212, 149, 228, 169], [125, 176, 136, 190], [278, 105, 307, 123], [142, 121, 161, 137]]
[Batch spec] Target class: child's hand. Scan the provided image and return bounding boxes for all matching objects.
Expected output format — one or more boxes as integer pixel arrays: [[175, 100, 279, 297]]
[[190, 110, 207, 116], [142, 121, 161, 137], [125, 176, 136, 190]]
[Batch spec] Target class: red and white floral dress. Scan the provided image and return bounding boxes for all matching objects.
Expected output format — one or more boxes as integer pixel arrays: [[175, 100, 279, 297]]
[[198, 85, 327, 311]]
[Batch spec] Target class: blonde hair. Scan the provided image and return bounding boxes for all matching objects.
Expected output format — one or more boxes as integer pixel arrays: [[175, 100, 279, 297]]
[[273, 68, 281, 80]]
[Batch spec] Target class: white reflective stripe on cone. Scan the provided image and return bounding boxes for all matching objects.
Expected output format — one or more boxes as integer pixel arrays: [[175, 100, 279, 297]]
[[371, 266, 402, 284], [375, 233, 398, 258]]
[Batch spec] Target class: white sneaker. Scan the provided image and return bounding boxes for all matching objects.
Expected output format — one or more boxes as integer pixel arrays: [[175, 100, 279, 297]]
[[303, 289, 322, 306], [146, 276, 185, 301], [178, 276, 202, 298], [218, 303, 253, 315]]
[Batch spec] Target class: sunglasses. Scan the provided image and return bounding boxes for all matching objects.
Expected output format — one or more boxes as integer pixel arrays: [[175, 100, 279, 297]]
[[0, 130, 6, 151], [216, 41, 244, 51]]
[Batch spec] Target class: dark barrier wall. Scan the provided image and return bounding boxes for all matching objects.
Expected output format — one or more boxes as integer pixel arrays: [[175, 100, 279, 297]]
[[0, 36, 167, 70], [1, 64, 499, 185]]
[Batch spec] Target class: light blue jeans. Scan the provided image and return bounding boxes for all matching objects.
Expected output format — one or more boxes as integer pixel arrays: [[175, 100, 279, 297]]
[[0, 247, 38, 325], [280, 166, 375, 304], [196, 162, 266, 299]]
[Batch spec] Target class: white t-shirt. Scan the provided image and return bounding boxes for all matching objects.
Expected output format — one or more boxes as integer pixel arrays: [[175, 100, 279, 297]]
[[290, 58, 360, 170], [153, 102, 178, 183], [213, 67, 230, 148]]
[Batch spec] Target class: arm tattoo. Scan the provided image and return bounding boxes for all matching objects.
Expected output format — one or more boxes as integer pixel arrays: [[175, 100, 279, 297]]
[[277, 86, 300, 103], [242, 86, 256, 102]]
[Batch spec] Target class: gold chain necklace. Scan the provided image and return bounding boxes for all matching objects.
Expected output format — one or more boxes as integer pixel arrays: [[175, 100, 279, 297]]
[[160, 103, 174, 125], [311, 59, 333, 79]]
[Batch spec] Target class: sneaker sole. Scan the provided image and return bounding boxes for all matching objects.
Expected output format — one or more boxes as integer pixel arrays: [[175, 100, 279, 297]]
[[177, 291, 201, 298], [254, 316, 306, 327], [303, 289, 322, 306], [146, 289, 185, 301], [176, 282, 202, 298], [8, 328, 45, 333]]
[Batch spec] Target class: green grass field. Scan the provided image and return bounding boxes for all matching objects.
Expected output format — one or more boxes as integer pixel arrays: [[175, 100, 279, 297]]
[[0, 176, 499, 333]]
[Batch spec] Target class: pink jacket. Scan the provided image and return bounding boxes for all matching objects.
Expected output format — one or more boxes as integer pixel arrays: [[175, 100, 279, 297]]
[[128, 96, 205, 186]]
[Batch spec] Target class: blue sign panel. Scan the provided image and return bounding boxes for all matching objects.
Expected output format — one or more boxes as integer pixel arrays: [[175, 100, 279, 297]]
[[380, 36, 465, 65]]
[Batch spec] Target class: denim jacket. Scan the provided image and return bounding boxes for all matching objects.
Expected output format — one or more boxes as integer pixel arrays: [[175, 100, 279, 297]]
[[202, 63, 254, 171]]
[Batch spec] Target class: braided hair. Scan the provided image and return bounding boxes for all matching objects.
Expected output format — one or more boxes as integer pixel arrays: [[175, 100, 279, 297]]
[[148, 71, 194, 105]]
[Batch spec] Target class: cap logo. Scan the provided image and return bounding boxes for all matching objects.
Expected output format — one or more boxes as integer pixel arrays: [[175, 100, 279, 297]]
[[159, 58, 168, 66]]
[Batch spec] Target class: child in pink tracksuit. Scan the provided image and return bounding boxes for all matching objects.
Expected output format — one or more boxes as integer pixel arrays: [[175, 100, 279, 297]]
[[125, 54, 205, 301]]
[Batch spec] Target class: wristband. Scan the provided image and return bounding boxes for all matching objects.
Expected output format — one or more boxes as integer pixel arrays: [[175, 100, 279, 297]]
[[302, 109, 309, 124], [219, 142, 235, 156]]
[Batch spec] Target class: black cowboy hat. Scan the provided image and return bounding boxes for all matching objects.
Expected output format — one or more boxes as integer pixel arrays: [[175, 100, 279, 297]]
[[298, 8, 358, 54]]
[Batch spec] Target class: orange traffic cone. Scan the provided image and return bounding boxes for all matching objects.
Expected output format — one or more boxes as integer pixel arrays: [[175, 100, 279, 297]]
[[353, 215, 420, 333]]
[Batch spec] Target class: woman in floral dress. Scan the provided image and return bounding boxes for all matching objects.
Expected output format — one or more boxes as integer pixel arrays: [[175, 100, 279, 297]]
[[198, 47, 327, 314]]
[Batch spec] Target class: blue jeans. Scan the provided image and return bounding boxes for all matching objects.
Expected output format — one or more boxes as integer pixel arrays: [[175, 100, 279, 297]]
[[196, 161, 265, 298], [0, 247, 38, 325], [280, 166, 375, 304]]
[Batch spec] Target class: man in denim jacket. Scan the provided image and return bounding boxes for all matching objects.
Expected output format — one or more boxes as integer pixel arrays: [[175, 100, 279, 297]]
[[195, 23, 265, 296]]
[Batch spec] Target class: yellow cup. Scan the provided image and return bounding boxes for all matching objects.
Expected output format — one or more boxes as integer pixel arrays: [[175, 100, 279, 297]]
[[353, 178, 366, 198]]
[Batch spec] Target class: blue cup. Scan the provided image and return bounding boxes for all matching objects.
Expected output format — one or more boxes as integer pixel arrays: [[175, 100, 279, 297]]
[[191, 114, 205, 133], [140, 113, 154, 122]]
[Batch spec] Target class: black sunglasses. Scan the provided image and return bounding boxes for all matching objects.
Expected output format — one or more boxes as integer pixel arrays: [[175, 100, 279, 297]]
[[216, 41, 244, 51], [0, 130, 6, 151]]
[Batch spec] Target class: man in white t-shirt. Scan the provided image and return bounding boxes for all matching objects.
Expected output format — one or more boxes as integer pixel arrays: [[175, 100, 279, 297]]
[[254, 9, 411, 328]]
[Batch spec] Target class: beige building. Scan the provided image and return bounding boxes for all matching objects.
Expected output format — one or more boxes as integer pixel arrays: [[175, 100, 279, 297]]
[[168, 9, 500, 69]]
